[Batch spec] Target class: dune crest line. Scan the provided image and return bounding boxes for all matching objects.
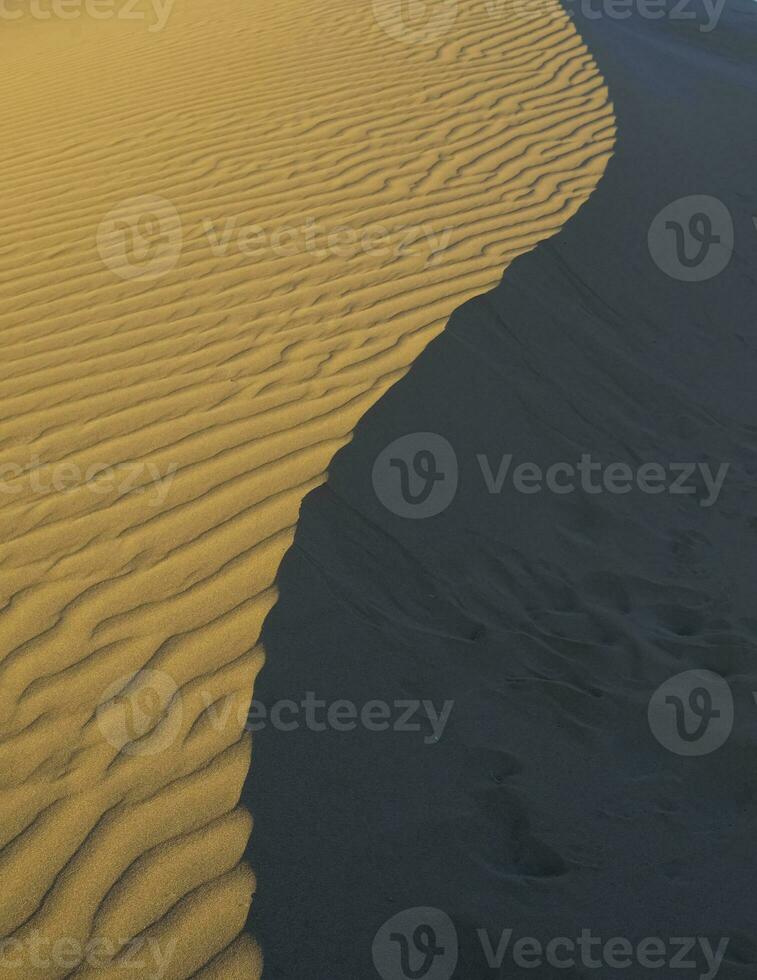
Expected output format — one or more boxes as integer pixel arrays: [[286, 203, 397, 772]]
[[0, 0, 613, 976]]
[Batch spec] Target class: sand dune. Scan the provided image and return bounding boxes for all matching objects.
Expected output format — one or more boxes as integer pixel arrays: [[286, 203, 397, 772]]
[[248, 3, 757, 975], [0, 0, 612, 975]]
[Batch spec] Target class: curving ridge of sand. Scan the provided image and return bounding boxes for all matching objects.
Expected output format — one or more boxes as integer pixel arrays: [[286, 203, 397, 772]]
[[0, 1, 614, 977]]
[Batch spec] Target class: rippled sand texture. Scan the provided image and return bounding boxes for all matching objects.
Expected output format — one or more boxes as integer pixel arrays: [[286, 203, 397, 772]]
[[0, 1, 614, 976]]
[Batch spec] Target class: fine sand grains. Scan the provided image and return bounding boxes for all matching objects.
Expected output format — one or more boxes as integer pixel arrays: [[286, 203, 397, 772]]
[[0, 1, 614, 976]]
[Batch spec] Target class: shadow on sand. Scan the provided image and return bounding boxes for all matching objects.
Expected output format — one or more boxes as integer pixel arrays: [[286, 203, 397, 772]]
[[244, 2, 757, 975]]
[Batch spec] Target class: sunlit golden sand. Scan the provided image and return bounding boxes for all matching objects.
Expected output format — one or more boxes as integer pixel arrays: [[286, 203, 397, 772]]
[[0, 0, 613, 975]]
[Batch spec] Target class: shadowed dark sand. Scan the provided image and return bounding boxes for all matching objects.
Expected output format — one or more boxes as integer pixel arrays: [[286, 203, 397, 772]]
[[245, 1, 757, 976]]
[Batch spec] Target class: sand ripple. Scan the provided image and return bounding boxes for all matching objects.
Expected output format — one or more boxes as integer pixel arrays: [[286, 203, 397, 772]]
[[0, 1, 613, 975]]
